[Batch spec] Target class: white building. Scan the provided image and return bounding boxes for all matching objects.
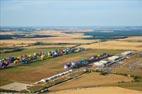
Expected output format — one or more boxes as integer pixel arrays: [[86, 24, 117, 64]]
[[94, 60, 108, 67], [39, 70, 73, 83], [107, 56, 120, 62], [121, 51, 134, 57]]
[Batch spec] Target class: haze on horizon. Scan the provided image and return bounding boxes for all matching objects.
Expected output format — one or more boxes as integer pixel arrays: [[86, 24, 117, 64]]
[[0, 0, 142, 27]]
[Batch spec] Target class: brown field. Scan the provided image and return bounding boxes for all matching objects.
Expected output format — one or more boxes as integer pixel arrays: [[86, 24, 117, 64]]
[[48, 72, 133, 91], [33, 30, 90, 37], [0, 39, 35, 47], [19, 37, 95, 44], [118, 36, 142, 42], [1, 31, 142, 51], [0, 31, 95, 48], [49, 87, 142, 94], [26, 45, 75, 48], [80, 36, 142, 51]]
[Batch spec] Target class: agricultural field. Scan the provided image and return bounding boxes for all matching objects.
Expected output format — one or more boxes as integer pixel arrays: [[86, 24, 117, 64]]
[[0, 48, 123, 86], [48, 72, 133, 91], [0, 31, 95, 48], [0, 31, 142, 93], [1, 0, 142, 93], [80, 36, 142, 51], [48, 87, 142, 94]]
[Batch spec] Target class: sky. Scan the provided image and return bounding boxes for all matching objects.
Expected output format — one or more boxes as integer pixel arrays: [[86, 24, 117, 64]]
[[0, 0, 142, 27]]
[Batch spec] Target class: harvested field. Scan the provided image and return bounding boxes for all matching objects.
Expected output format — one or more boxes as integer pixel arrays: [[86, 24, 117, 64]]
[[80, 38, 142, 51], [33, 31, 90, 38], [0, 39, 35, 47], [118, 36, 142, 42], [26, 45, 75, 49], [0, 31, 95, 48], [48, 72, 133, 91], [49, 87, 142, 94], [19, 37, 95, 44]]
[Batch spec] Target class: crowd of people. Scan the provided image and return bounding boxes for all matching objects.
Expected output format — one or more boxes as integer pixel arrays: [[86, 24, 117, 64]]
[[0, 47, 85, 69]]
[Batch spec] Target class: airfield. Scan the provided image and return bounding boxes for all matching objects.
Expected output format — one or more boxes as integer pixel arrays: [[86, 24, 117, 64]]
[[0, 30, 142, 93]]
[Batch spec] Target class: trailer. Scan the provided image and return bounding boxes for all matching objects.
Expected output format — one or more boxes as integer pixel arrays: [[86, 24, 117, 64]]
[[120, 51, 134, 59], [107, 56, 121, 62], [93, 60, 109, 67], [39, 69, 73, 83]]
